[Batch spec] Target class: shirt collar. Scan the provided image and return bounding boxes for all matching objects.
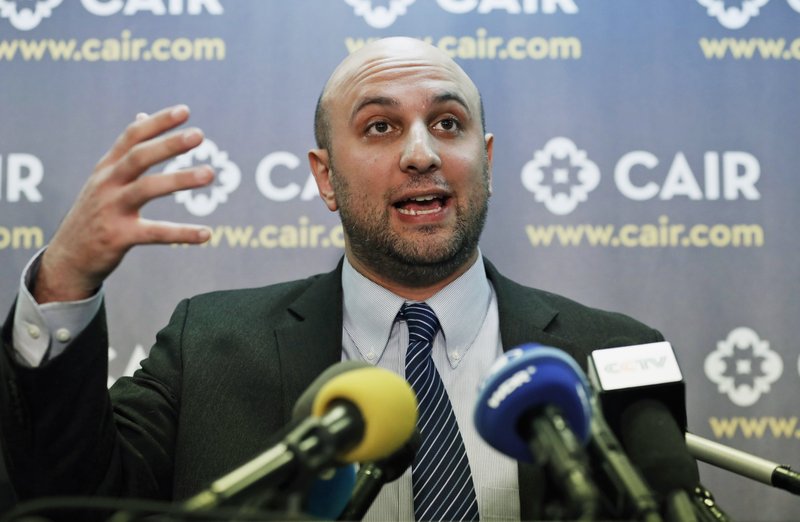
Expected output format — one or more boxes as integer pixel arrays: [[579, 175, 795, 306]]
[[342, 252, 492, 367]]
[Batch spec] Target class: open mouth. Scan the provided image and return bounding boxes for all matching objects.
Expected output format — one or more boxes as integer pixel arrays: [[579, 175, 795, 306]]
[[394, 194, 448, 216]]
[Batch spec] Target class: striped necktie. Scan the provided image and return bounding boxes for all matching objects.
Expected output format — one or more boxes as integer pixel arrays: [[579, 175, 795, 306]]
[[402, 302, 480, 521]]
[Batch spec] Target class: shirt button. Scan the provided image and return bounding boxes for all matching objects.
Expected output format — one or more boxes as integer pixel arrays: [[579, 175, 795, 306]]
[[366, 352, 375, 361], [55, 328, 72, 343], [452, 351, 461, 361], [27, 324, 41, 339]]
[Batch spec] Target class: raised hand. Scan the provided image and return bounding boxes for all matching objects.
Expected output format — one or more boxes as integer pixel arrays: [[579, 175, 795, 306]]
[[34, 105, 214, 304]]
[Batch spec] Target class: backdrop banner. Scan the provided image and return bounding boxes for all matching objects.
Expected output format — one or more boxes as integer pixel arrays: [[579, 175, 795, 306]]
[[1, 1, 798, 519]]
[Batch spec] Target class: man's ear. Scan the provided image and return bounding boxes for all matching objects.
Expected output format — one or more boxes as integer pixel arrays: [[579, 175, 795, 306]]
[[308, 148, 338, 211], [485, 133, 494, 196]]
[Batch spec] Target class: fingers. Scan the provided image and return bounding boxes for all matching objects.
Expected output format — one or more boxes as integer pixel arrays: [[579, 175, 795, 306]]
[[121, 165, 214, 209], [99, 105, 191, 168], [136, 218, 211, 245], [114, 126, 205, 183]]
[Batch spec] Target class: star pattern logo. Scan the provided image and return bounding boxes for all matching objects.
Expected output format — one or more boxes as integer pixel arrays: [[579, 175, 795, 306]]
[[696, 0, 770, 30], [704, 327, 783, 406], [0, 0, 63, 31], [165, 138, 241, 217], [344, 0, 415, 29], [520, 137, 600, 216]]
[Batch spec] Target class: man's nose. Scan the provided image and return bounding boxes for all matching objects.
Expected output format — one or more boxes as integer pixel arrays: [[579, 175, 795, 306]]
[[399, 122, 441, 174]]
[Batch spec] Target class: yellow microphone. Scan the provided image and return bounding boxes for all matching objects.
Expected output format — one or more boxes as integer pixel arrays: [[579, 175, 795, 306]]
[[310, 366, 417, 463], [185, 362, 417, 512]]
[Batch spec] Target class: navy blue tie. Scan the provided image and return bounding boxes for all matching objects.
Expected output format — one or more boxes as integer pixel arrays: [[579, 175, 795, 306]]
[[402, 302, 479, 521]]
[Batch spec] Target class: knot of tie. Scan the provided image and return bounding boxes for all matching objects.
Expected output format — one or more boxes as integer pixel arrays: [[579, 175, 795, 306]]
[[401, 302, 440, 347]]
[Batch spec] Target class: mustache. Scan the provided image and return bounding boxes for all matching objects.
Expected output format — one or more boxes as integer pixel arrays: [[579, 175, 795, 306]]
[[386, 176, 452, 197]]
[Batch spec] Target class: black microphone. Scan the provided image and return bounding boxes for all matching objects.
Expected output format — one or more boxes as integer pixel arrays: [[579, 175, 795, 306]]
[[620, 398, 702, 520], [587, 340, 687, 437], [337, 429, 421, 521], [585, 395, 664, 522], [183, 362, 417, 512], [588, 341, 730, 522]]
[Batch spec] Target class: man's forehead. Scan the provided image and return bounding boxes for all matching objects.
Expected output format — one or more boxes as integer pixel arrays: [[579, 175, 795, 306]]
[[323, 37, 479, 114]]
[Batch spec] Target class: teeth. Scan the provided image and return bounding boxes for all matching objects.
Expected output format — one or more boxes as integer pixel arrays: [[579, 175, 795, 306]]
[[409, 195, 437, 202], [397, 207, 442, 216]]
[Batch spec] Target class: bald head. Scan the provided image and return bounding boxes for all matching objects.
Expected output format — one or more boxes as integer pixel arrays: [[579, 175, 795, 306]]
[[314, 37, 484, 150]]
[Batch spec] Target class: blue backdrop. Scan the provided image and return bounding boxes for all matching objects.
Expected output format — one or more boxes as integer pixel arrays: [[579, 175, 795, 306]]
[[1, 1, 798, 519]]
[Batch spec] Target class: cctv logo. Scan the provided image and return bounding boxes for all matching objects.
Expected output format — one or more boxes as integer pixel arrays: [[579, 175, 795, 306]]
[[704, 327, 783, 406], [0, 0, 62, 31], [165, 138, 241, 217]]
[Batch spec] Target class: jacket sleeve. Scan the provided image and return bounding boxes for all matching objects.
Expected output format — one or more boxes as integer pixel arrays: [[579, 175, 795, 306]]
[[0, 297, 191, 502]]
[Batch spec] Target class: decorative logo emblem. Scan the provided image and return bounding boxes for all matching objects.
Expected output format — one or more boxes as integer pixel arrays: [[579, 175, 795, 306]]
[[165, 138, 241, 217], [521, 137, 600, 216], [696, 0, 770, 30], [705, 327, 783, 406], [344, 0, 415, 28], [0, 0, 63, 31]]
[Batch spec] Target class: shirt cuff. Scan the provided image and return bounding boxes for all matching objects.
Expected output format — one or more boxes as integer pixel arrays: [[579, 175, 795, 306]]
[[12, 248, 104, 367]]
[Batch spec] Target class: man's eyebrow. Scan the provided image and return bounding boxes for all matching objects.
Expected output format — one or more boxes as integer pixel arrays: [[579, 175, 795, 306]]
[[431, 91, 471, 114], [350, 96, 400, 123], [349, 91, 472, 124]]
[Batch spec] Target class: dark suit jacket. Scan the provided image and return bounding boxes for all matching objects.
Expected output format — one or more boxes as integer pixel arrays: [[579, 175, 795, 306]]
[[0, 258, 663, 520]]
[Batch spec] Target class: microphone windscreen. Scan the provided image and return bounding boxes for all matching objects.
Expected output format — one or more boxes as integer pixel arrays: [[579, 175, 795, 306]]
[[474, 343, 592, 462], [292, 360, 372, 420], [303, 464, 357, 520], [620, 398, 699, 496], [312, 367, 418, 462]]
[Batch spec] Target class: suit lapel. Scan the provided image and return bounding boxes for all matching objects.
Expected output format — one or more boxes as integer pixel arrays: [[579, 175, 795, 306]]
[[486, 259, 584, 361], [274, 261, 344, 424]]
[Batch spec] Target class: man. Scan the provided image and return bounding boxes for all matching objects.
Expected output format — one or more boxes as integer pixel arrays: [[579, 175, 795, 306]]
[[1, 38, 663, 520]]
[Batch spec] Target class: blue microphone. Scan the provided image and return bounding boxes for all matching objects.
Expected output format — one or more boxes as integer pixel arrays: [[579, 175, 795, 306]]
[[303, 464, 357, 520], [474, 344, 598, 520]]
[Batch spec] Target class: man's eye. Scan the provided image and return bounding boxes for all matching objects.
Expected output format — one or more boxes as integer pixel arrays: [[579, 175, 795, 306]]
[[367, 121, 391, 134], [435, 118, 459, 131]]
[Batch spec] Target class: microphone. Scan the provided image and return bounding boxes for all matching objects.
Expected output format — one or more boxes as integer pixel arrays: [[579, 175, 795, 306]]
[[474, 343, 600, 520], [585, 396, 664, 522], [589, 341, 730, 522], [620, 399, 701, 509], [184, 362, 417, 512], [587, 340, 687, 437], [303, 464, 357, 520], [685, 432, 800, 495], [338, 429, 421, 521]]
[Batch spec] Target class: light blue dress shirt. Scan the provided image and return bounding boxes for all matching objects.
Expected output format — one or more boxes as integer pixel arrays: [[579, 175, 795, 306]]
[[340, 254, 519, 521]]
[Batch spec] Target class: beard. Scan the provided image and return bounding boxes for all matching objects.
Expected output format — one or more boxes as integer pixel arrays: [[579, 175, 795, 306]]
[[330, 157, 490, 289]]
